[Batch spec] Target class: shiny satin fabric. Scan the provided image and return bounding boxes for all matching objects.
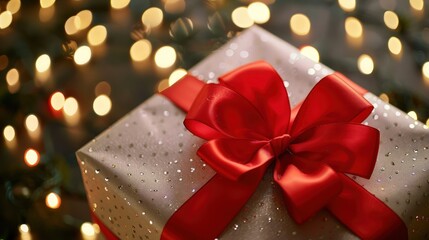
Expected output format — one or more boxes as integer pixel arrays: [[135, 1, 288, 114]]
[[161, 61, 407, 240]]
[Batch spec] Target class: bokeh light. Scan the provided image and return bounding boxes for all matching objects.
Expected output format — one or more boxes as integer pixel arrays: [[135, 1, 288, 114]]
[[168, 68, 187, 86], [19, 224, 29, 233], [25, 114, 39, 132], [300, 45, 320, 62], [345, 17, 363, 38], [81, 222, 96, 238], [338, 0, 356, 12], [7, 0, 21, 14], [157, 79, 170, 92], [0, 11, 13, 29], [35, 54, 51, 72], [3, 125, 15, 142], [130, 39, 152, 62], [45, 192, 61, 209], [50, 92, 65, 111], [93, 95, 112, 116], [379, 93, 389, 103], [164, 0, 186, 14], [154, 46, 176, 68], [247, 2, 270, 24], [384, 11, 399, 30], [357, 54, 374, 75], [74, 46, 92, 65], [63, 97, 78, 116], [6, 68, 20, 93], [141, 7, 163, 28], [232, 7, 254, 29], [76, 10, 92, 30], [64, 16, 80, 35], [407, 111, 418, 120], [388, 36, 402, 55], [290, 14, 311, 36], [40, 0, 55, 8], [0, 55, 8, 71], [95, 81, 111, 96], [422, 62, 429, 82], [110, 0, 130, 9], [410, 0, 424, 11], [24, 148, 40, 167], [88, 25, 107, 46]]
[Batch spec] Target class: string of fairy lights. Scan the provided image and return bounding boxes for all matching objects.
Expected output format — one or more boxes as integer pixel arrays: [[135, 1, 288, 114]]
[[1, 0, 429, 238]]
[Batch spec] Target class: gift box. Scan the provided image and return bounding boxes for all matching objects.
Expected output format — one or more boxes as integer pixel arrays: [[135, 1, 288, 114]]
[[76, 26, 429, 240]]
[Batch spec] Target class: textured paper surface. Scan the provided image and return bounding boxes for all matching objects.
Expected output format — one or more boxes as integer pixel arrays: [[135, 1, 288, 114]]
[[77, 26, 429, 239]]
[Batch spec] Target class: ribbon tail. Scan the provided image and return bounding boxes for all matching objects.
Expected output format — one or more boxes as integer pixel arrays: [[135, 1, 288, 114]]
[[161, 167, 266, 240], [328, 174, 408, 240]]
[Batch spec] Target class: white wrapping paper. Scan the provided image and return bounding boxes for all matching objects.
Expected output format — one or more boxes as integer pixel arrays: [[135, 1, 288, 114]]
[[76, 26, 429, 239]]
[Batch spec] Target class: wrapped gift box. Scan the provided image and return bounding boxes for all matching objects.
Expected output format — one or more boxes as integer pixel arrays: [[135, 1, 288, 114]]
[[76, 26, 429, 239]]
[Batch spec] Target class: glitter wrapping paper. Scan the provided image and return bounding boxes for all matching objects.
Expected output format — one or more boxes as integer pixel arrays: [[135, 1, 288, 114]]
[[76, 26, 429, 239]]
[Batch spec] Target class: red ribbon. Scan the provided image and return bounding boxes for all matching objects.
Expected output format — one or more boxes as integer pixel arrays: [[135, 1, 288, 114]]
[[161, 61, 408, 240], [93, 61, 408, 240]]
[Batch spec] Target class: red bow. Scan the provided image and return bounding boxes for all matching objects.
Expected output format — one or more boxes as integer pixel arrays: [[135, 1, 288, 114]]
[[184, 61, 379, 223], [159, 61, 408, 240]]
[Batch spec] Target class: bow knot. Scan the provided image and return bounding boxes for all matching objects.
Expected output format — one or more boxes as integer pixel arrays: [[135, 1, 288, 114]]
[[270, 133, 292, 157]]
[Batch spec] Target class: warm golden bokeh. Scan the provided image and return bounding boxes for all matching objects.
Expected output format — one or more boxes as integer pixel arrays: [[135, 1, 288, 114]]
[[290, 14, 311, 36]]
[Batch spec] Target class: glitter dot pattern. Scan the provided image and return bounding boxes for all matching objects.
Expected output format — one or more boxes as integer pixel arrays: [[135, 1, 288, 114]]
[[76, 26, 428, 239]]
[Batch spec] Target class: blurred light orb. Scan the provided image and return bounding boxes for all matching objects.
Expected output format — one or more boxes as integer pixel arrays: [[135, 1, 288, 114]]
[[0, 55, 8, 70], [110, 0, 130, 9], [357, 54, 374, 75], [63, 97, 79, 116], [6, 68, 19, 86], [24, 148, 40, 167], [95, 81, 111, 96], [50, 92, 65, 111], [422, 62, 429, 79], [88, 25, 107, 46], [0, 11, 13, 29], [81, 222, 96, 237], [74, 46, 92, 65], [76, 10, 92, 30], [19, 224, 29, 233], [232, 7, 254, 28], [142, 7, 163, 28], [157, 79, 170, 92], [379, 93, 389, 103], [130, 39, 152, 62], [7, 0, 21, 14], [169, 68, 187, 86], [3, 125, 15, 142], [345, 17, 363, 38], [164, 0, 186, 14], [247, 2, 270, 24], [45, 192, 61, 209], [36, 54, 51, 72], [65, 16, 80, 35], [93, 95, 112, 116], [154, 46, 176, 68], [25, 114, 39, 132], [384, 11, 399, 30], [40, 0, 55, 8], [388, 36, 402, 55], [338, 0, 356, 12], [300, 46, 320, 62], [410, 0, 424, 11], [290, 13, 311, 36], [407, 111, 418, 120]]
